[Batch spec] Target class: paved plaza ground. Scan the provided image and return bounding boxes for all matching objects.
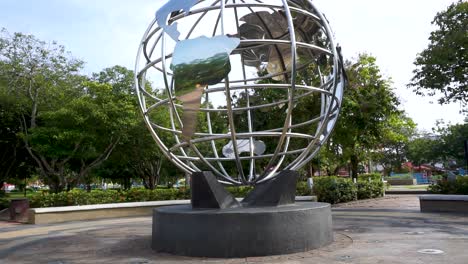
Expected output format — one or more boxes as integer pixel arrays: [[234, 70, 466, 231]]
[[1, 195, 468, 264]]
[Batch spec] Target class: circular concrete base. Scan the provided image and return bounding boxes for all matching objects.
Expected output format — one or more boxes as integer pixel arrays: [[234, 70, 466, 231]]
[[152, 203, 333, 258]]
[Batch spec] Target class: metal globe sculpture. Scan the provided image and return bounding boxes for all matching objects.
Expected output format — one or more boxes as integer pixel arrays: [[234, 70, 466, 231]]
[[135, 0, 345, 186]]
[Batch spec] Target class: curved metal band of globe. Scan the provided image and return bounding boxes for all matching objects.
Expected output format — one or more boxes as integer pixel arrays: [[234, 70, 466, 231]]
[[162, 35, 239, 184], [135, 0, 344, 185], [285, 3, 343, 173], [220, 0, 247, 183], [232, 0, 259, 181], [169, 132, 315, 151], [141, 1, 328, 78], [164, 1, 245, 184], [144, 0, 225, 67], [148, 101, 339, 138], [143, 82, 334, 114], [139, 39, 332, 87], [236, 0, 293, 84], [176, 147, 306, 162], [205, 92, 232, 178]]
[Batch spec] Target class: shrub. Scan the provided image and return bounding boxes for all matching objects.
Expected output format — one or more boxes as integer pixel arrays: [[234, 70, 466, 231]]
[[359, 173, 383, 181], [313, 176, 385, 204], [296, 181, 312, 196], [429, 176, 468, 194], [28, 176, 386, 208], [28, 188, 191, 208], [357, 180, 385, 200], [430, 175, 444, 182], [226, 186, 252, 197], [0, 193, 9, 210], [313, 177, 357, 204]]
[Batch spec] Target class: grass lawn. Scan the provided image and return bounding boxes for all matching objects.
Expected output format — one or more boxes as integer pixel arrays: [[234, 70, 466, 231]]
[[406, 185, 429, 190], [390, 185, 429, 190]]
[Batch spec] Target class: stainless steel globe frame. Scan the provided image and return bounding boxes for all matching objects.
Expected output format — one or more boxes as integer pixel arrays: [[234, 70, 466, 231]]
[[134, 0, 345, 186]]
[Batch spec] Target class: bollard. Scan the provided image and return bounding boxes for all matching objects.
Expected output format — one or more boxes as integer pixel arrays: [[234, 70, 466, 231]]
[[9, 198, 29, 222], [307, 177, 314, 190]]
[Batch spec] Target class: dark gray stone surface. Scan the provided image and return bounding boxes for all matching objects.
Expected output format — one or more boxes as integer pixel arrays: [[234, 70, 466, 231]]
[[191, 171, 240, 209], [152, 202, 333, 258], [242, 170, 298, 207]]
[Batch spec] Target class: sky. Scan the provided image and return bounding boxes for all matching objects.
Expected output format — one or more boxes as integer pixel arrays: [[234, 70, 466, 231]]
[[0, 0, 465, 132]]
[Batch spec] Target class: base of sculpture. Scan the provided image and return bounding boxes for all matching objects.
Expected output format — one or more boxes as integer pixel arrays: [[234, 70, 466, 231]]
[[152, 203, 333, 258]]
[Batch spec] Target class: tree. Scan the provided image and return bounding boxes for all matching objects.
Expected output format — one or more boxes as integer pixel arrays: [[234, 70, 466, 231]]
[[436, 121, 468, 168], [406, 136, 441, 169], [332, 54, 401, 179], [92, 66, 179, 190], [0, 31, 138, 192], [374, 113, 416, 175], [25, 81, 137, 192], [408, 1, 468, 106], [0, 78, 35, 190], [0, 29, 85, 191]]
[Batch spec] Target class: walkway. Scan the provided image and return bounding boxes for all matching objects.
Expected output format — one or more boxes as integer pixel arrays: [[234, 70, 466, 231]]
[[1, 195, 468, 264]]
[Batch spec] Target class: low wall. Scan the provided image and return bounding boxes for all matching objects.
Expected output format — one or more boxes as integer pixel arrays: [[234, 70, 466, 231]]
[[28, 200, 190, 224], [420, 195, 468, 214], [386, 179, 416, 185], [28, 196, 317, 224]]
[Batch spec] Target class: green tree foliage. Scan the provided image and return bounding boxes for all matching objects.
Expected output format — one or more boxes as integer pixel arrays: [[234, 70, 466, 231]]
[[374, 113, 416, 174], [0, 30, 138, 192], [28, 81, 137, 192], [436, 121, 468, 168], [92, 66, 179, 190], [406, 122, 468, 171], [330, 54, 401, 179], [0, 78, 35, 190], [0, 29, 85, 192], [406, 136, 441, 168], [409, 1, 468, 106]]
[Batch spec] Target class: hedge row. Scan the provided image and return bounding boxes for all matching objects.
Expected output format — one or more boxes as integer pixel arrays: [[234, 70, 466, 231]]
[[0, 191, 8, 210], [27, 184, 313, 208], [313, 176, 385, 204], [25, 175, 384, 208], [428, 177, 468, 194], [28, 188, 191, 208]]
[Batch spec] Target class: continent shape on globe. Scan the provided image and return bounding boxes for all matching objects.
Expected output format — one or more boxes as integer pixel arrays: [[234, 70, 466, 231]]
[[155, 0, 198, 41], [155, 0, 240, 141], [170, 36, 240, 94]]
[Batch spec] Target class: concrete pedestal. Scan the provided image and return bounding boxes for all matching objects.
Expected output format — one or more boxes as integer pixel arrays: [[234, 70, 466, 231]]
[[152, 203, 333, 258]]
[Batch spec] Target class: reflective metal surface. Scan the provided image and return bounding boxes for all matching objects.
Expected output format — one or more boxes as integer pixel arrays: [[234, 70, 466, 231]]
[[171, 35, 240, 95], [135, 0, 346, 186], [156, 0, 198, 41], [171, 35, 240, 139], [222, 139, 266, 158]]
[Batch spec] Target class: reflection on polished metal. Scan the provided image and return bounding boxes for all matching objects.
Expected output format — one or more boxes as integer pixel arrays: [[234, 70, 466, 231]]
[[171, 36, 240, 95], [135, 0, 346, 186], [222, 139, 266, 158], [155, 0, 198, 41], [171, 35, 240, 139]]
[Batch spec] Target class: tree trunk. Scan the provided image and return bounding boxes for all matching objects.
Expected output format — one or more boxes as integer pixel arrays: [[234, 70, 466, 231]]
[[48, 178, 65, 193], [350, 154, 359, 180], [123, 177, 131, 190], [333, 166, 341, 176]]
